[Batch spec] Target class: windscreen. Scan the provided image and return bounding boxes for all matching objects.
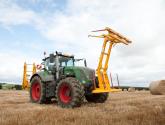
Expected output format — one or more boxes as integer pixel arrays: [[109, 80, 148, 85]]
[[59, 57, 74, 67]]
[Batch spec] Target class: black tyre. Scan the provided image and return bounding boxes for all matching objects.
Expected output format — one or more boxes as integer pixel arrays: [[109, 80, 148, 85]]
[[85, 93, 109, 103], [56, 77, 84, 108], [30, 76, 47, 103]]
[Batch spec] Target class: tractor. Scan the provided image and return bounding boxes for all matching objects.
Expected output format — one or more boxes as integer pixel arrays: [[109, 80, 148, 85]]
[[29, 27, 131, 108]]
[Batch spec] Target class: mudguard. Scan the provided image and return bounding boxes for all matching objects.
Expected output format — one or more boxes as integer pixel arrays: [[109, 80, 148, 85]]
[[30, 71, 55, 98], [30, 71, 54, 82]]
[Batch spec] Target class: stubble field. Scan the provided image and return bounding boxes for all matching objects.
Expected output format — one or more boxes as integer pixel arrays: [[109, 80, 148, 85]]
[[0, 90, 165, 125]]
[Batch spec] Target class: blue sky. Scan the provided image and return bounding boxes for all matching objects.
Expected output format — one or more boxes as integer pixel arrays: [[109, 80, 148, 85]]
[[0, 0, 165, 87], [16, 0, 67, 12]]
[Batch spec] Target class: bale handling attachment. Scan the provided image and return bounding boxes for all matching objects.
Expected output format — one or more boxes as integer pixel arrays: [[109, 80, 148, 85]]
[[22, 63, 37, 90], [89, 27, 132, 93]]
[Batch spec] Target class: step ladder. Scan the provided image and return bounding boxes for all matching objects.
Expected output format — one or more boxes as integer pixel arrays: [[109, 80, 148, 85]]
[[22, 62, 36, 90]]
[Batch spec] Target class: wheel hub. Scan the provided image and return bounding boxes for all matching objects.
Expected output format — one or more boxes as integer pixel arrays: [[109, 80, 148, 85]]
[[31, 82, 41, 101], [59, 84, 71, 103]]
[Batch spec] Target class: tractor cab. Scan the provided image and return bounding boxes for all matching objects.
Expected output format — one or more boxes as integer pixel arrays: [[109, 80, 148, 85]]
[[43, 52, 87, 72], [41, 52, 90, 82]]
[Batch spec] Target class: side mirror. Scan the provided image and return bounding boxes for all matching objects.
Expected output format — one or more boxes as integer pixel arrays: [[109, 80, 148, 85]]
[[84, 59, 87, 67], [49, 54, 54, 63]]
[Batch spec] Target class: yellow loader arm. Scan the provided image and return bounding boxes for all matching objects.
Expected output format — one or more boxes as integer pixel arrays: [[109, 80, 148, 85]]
[[89, 27, 132, 93]]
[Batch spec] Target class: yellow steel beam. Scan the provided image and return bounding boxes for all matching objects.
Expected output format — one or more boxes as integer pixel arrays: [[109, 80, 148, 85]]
[[22, 62, 27, 89], [92, 88, 122, 93], [22, 62, 36, 90]]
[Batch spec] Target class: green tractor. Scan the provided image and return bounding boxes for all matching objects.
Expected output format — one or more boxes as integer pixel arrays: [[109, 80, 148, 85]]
[[30, 27, 132, 108], [30, 52, 108, 108]]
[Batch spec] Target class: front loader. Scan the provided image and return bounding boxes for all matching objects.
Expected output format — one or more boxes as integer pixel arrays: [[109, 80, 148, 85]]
[[29, 27, 131, 108], [89, 27, 132, 93]]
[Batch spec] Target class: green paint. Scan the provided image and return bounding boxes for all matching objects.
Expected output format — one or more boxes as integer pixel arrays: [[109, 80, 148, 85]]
[[64, 66, 94, 85]]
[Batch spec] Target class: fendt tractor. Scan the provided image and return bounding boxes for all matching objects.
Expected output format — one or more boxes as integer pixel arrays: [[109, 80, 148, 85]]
[[29, 27, 132, 108]]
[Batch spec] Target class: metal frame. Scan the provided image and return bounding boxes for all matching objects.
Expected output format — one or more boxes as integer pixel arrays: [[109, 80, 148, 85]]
[[22, 62, 36, 90], [89, 27, 132, 93]]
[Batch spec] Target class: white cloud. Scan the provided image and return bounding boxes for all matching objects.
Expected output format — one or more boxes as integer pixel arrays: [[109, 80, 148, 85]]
[[0, 51, 39, 84], [0, 1, 32, 25], [0, 0, 165, 86], [0, 0, 46, 30]]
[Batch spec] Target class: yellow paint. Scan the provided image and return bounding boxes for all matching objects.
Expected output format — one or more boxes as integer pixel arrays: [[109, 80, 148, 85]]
[[22, 62, 36, 90], [89, 27, 132, 93], [92, 88, 122, 93]]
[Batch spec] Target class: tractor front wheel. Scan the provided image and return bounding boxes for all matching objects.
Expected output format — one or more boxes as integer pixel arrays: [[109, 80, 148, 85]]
[[56, 77, 84, 108], [30, 76, 47, 103], [85, 93, 109, 103]]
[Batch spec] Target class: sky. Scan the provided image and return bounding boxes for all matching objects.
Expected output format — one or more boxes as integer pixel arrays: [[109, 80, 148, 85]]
[[0, 0, 165, 87]]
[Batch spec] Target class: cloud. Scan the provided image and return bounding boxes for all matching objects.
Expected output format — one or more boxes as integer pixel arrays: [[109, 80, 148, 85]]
[[0, 1, 33, 25], [0, 0, 46, 31], [0, 51, 38, 83], [0, 0, 165, 86]]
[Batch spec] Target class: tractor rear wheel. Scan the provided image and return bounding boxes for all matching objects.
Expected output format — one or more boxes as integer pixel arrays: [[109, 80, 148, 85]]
[[30, 76, 47, 103], [56, 77, 84, 108], [85, 93, 109, 103]]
